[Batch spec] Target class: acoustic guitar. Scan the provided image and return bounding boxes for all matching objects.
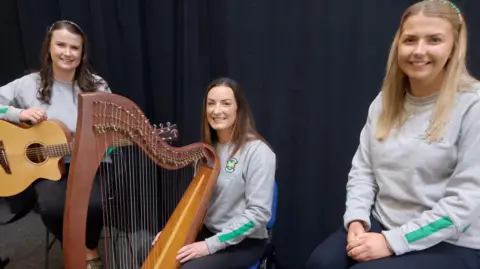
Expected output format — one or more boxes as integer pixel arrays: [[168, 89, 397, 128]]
[[0, 119, 179, 197]]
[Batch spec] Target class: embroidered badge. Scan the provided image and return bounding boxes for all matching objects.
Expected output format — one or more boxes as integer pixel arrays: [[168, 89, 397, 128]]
[[0, 108, 8, 114], [225, 158, 238, 173]]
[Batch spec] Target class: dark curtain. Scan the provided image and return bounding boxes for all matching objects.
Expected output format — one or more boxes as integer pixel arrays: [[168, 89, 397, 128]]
[[1, 0, 479, 268]]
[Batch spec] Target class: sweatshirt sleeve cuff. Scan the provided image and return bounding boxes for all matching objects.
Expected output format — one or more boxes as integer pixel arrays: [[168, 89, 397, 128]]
[[204, 235, 226, 254], [343, 211, 371, 231], [4, 107, 23, 123], [382, 228, 410, 256]]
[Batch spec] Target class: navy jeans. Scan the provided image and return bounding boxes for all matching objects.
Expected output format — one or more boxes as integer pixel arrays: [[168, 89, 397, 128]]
[[306, 216, 480, 269]]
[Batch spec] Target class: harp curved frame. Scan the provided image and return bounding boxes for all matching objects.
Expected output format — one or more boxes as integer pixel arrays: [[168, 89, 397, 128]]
[[63, 92, 220, 269]]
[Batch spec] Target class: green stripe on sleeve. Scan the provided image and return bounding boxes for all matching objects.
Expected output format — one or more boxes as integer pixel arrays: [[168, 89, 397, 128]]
[[0, 108, 8, 114], [405, 216, 454, 243], [218, 221, 255, 242], [462, 224, 471, 233], [106, 148, 115, 155]]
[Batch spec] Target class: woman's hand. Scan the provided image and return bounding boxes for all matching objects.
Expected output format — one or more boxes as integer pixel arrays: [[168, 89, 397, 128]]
[[19, 108, 47, 124], [152, 231, 162, 246], [347, 221, 366, 246], [347, 232, 393, 262], [176, 241, 210, 263]]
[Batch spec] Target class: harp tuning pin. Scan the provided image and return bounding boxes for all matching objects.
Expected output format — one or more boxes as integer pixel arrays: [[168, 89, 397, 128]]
[[153, 124, 157, 129], [166, 122, 171, 127], [159, 123, 164, 128]]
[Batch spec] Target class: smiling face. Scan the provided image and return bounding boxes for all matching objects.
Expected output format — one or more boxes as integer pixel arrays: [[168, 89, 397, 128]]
[[206, 85, 238, 139], [49, 28, 83, 76], [397, 13, 455, 86]]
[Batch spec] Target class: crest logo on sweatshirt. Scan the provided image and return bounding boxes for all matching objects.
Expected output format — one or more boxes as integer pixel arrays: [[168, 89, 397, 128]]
[[225, 158, 238, 173]]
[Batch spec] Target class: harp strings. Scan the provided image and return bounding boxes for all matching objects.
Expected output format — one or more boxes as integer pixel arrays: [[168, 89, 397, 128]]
[[94, 101, 132, 268], [91, 102, 196, 269]]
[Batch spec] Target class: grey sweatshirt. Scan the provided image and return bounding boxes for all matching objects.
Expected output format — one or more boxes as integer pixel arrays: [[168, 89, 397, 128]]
[[0, 72, 111, 162], [203, 140, 276, 254], [344, 82, 480, 255]]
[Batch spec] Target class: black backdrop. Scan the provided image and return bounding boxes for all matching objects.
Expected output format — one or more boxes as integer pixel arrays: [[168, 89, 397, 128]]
[[1, 0, 479, 268]]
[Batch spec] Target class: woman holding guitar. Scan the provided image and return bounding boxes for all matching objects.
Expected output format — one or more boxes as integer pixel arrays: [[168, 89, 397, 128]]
[[0, 20, 110, 269]]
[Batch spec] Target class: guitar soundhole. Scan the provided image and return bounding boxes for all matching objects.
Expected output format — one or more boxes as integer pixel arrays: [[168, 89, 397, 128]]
[[26, 143, 47, 164]]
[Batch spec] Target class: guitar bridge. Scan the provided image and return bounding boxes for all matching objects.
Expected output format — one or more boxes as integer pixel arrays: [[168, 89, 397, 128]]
[[0, 141, 12, 175]]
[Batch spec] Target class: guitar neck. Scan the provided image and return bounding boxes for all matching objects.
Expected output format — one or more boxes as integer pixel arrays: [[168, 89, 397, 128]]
[[46, 139, 135, 158]]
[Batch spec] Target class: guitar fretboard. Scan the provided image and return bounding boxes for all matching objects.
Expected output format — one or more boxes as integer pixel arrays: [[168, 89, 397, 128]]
[[44, 139, 136, 158], [46, 143, 74, 157]]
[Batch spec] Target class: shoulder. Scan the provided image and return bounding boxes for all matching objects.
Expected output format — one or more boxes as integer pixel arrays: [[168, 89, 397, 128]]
[[242, 140, 276, 162], [365, 91, 383, 120], [453, 82, 480, 129], [459, 77, 480, 93], [456, 81, 480, 110], [458, 75, 480, 97], [1, 72, 40, 91], [91, 74, 112, 93], [12, 72, 40, 86], [22, 72, 40, 81]]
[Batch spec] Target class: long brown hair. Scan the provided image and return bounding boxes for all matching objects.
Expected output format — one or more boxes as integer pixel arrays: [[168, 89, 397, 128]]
[[375, 1, 477, 142], [37, 20, 104, 104], [201, 77, 266, 158]]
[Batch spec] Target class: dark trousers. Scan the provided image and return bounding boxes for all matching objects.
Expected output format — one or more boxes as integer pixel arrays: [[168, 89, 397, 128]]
[[179, 226, 267, 269], [34, 163, 105, 250], [306, 216, 480, 269]]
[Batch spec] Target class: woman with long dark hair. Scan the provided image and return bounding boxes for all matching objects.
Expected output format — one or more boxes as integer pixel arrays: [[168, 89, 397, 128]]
[[0, 20, 111, 269]]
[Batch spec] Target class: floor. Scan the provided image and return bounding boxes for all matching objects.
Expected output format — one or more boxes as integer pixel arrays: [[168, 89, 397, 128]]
[[0, 200, 157, 269], [0, 200, 64, 269]]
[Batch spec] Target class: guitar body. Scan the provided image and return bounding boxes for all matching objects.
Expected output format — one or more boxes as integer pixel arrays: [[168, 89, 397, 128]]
[[0, 119, 72, 197]]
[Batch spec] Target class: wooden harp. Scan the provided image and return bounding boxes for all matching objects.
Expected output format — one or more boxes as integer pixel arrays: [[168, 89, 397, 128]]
[[63, 92, 220, 269]]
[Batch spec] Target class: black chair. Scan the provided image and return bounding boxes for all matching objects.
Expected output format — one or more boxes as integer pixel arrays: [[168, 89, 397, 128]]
[[249, 180, 278, 269]]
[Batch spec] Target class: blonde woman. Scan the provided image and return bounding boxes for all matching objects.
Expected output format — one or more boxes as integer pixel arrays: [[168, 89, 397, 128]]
[[306, 1, 480, 268]]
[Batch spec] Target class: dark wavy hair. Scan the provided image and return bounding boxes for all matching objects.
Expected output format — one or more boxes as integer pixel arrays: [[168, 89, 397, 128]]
[[37, 20, 104, 104], [201, 77, 267, 158]]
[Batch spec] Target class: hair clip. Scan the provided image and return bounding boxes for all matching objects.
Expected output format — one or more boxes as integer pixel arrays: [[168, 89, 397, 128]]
[[48, 20, 85, 34], [425, 0, 462, 21]]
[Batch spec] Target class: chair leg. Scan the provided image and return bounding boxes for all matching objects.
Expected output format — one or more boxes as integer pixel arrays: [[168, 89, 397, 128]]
[[44, 229, 56, 269], [263, 244, 277, 269], [45, 229, 49, 269], [0, 257, 10, 269]]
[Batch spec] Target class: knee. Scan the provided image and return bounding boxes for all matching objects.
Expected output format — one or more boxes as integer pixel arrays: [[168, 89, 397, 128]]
[[88, 181, 104, 213], [305, 255, 334, 269], [305, 252, 327, 269], [305, 243, 342, 269], [36, 195, 64, 220], [86, 199, 103, 217], [179, 258, 205, 269], [179, 262, 196, 269]]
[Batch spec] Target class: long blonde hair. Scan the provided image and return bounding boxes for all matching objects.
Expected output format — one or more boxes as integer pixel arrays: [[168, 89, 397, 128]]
[[375, 1, 476, 142]]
